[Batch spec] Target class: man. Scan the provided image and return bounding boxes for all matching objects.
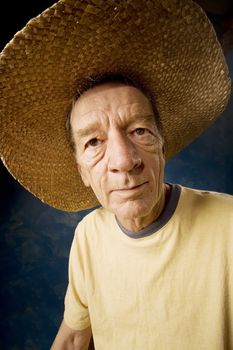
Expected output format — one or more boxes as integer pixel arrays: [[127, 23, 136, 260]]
[[0, 0, 232, 349], [51, 75, 233, 349]]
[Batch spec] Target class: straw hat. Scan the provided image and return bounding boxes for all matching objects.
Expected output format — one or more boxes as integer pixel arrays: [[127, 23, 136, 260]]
[[0, 0, 231, 211]]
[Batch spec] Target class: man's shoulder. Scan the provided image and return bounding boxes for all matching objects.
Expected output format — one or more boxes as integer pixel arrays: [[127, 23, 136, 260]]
[[177, 185, 233, 251], [74, 206, 114, 240], [181, 185, 233, 202], [179, 185, 233, 215], [81, 206, 113, 224]]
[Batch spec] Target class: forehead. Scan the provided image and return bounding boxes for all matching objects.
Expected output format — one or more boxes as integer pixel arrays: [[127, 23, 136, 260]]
[[71, 83, 154, 123]]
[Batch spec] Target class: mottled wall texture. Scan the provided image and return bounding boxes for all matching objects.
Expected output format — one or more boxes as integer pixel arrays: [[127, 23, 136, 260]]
[[0, 1, 233, 349]]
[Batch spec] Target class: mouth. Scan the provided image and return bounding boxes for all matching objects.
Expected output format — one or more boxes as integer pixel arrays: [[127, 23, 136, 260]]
[[112, 182, 148, 194]]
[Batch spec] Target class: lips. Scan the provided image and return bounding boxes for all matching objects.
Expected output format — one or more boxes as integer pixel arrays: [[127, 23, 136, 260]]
[[112, 181, 148, 193]]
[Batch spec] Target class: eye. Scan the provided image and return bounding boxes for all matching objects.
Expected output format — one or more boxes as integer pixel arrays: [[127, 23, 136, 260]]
[[134, 128, 147, 135], [86, 138, 101, 148]]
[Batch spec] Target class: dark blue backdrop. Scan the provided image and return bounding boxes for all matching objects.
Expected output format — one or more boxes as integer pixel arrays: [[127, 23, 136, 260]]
[[0, 2, 232, 349]]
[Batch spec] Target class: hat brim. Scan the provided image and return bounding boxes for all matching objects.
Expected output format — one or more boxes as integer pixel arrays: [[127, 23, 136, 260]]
[[0, 0, 231, 211]]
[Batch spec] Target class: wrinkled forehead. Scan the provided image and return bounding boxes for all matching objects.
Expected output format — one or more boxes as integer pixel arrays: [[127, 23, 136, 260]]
[[71, 82, 154, 122]]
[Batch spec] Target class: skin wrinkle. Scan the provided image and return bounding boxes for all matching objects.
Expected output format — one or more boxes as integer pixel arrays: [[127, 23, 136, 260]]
[[70, 82, 167, 232], [74, 114, 158, 141]]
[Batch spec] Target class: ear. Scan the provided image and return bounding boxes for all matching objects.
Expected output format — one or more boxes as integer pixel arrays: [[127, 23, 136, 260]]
[[77, 163, 90, 187]]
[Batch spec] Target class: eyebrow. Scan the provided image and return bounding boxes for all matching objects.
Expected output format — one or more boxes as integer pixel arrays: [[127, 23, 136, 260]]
[[128, 114, 156, 126], [74, 122, 101, 139], [74, 113, 157, 139]]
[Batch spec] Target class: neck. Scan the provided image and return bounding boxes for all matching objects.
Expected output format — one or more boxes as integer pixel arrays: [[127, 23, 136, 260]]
[[117, 183, 171, 232]]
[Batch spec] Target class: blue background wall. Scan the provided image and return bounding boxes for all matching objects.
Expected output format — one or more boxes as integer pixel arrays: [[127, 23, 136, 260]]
[[0, 2, 232, 349]]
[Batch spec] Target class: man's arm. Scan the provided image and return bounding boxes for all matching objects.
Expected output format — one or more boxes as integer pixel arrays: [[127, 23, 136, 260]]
[[50, 319, 92, 350]]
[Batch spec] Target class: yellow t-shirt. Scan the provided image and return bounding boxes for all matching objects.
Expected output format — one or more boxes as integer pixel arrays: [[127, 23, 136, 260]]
[[64, 185, 233, 350]]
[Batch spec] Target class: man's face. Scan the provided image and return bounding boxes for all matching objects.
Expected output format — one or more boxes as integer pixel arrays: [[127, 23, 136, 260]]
[[70, 83, 165, 226]]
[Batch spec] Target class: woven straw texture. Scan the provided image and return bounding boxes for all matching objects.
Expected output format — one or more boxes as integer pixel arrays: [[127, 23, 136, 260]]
[[0, 0, 231, 211]]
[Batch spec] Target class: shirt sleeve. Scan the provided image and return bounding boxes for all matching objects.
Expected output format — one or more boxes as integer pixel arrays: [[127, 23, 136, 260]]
[[63, 225, 91, 330]]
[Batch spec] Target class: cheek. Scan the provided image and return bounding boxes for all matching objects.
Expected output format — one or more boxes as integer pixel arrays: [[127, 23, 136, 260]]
[[76, 145, 107, 178], [157, 153, 165, 176], [77, 163, 91, 187], [148, 153, 165, 184], [76, 153, 94, 187], [78, 158, 108, 195]]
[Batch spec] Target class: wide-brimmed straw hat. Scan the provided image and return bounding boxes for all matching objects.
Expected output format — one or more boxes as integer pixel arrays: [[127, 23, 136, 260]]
[[0, 0, 231, 211]]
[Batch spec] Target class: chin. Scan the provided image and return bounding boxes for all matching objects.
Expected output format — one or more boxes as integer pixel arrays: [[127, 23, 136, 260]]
[[111, 200, 154, 221]]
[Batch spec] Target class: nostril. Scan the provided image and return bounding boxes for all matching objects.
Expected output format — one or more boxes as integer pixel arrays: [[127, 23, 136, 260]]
[[111, 168, 118, 173], [132, 161, 144, 175], [134, 158, 142, 169]]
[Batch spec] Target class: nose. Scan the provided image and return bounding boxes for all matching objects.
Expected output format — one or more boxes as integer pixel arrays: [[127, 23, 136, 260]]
[[106, 130, 142, 173]]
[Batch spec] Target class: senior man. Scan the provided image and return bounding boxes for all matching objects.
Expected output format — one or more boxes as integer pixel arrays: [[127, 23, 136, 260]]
[[0, 0, 232, 349], [51, 75, 233, 349]]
